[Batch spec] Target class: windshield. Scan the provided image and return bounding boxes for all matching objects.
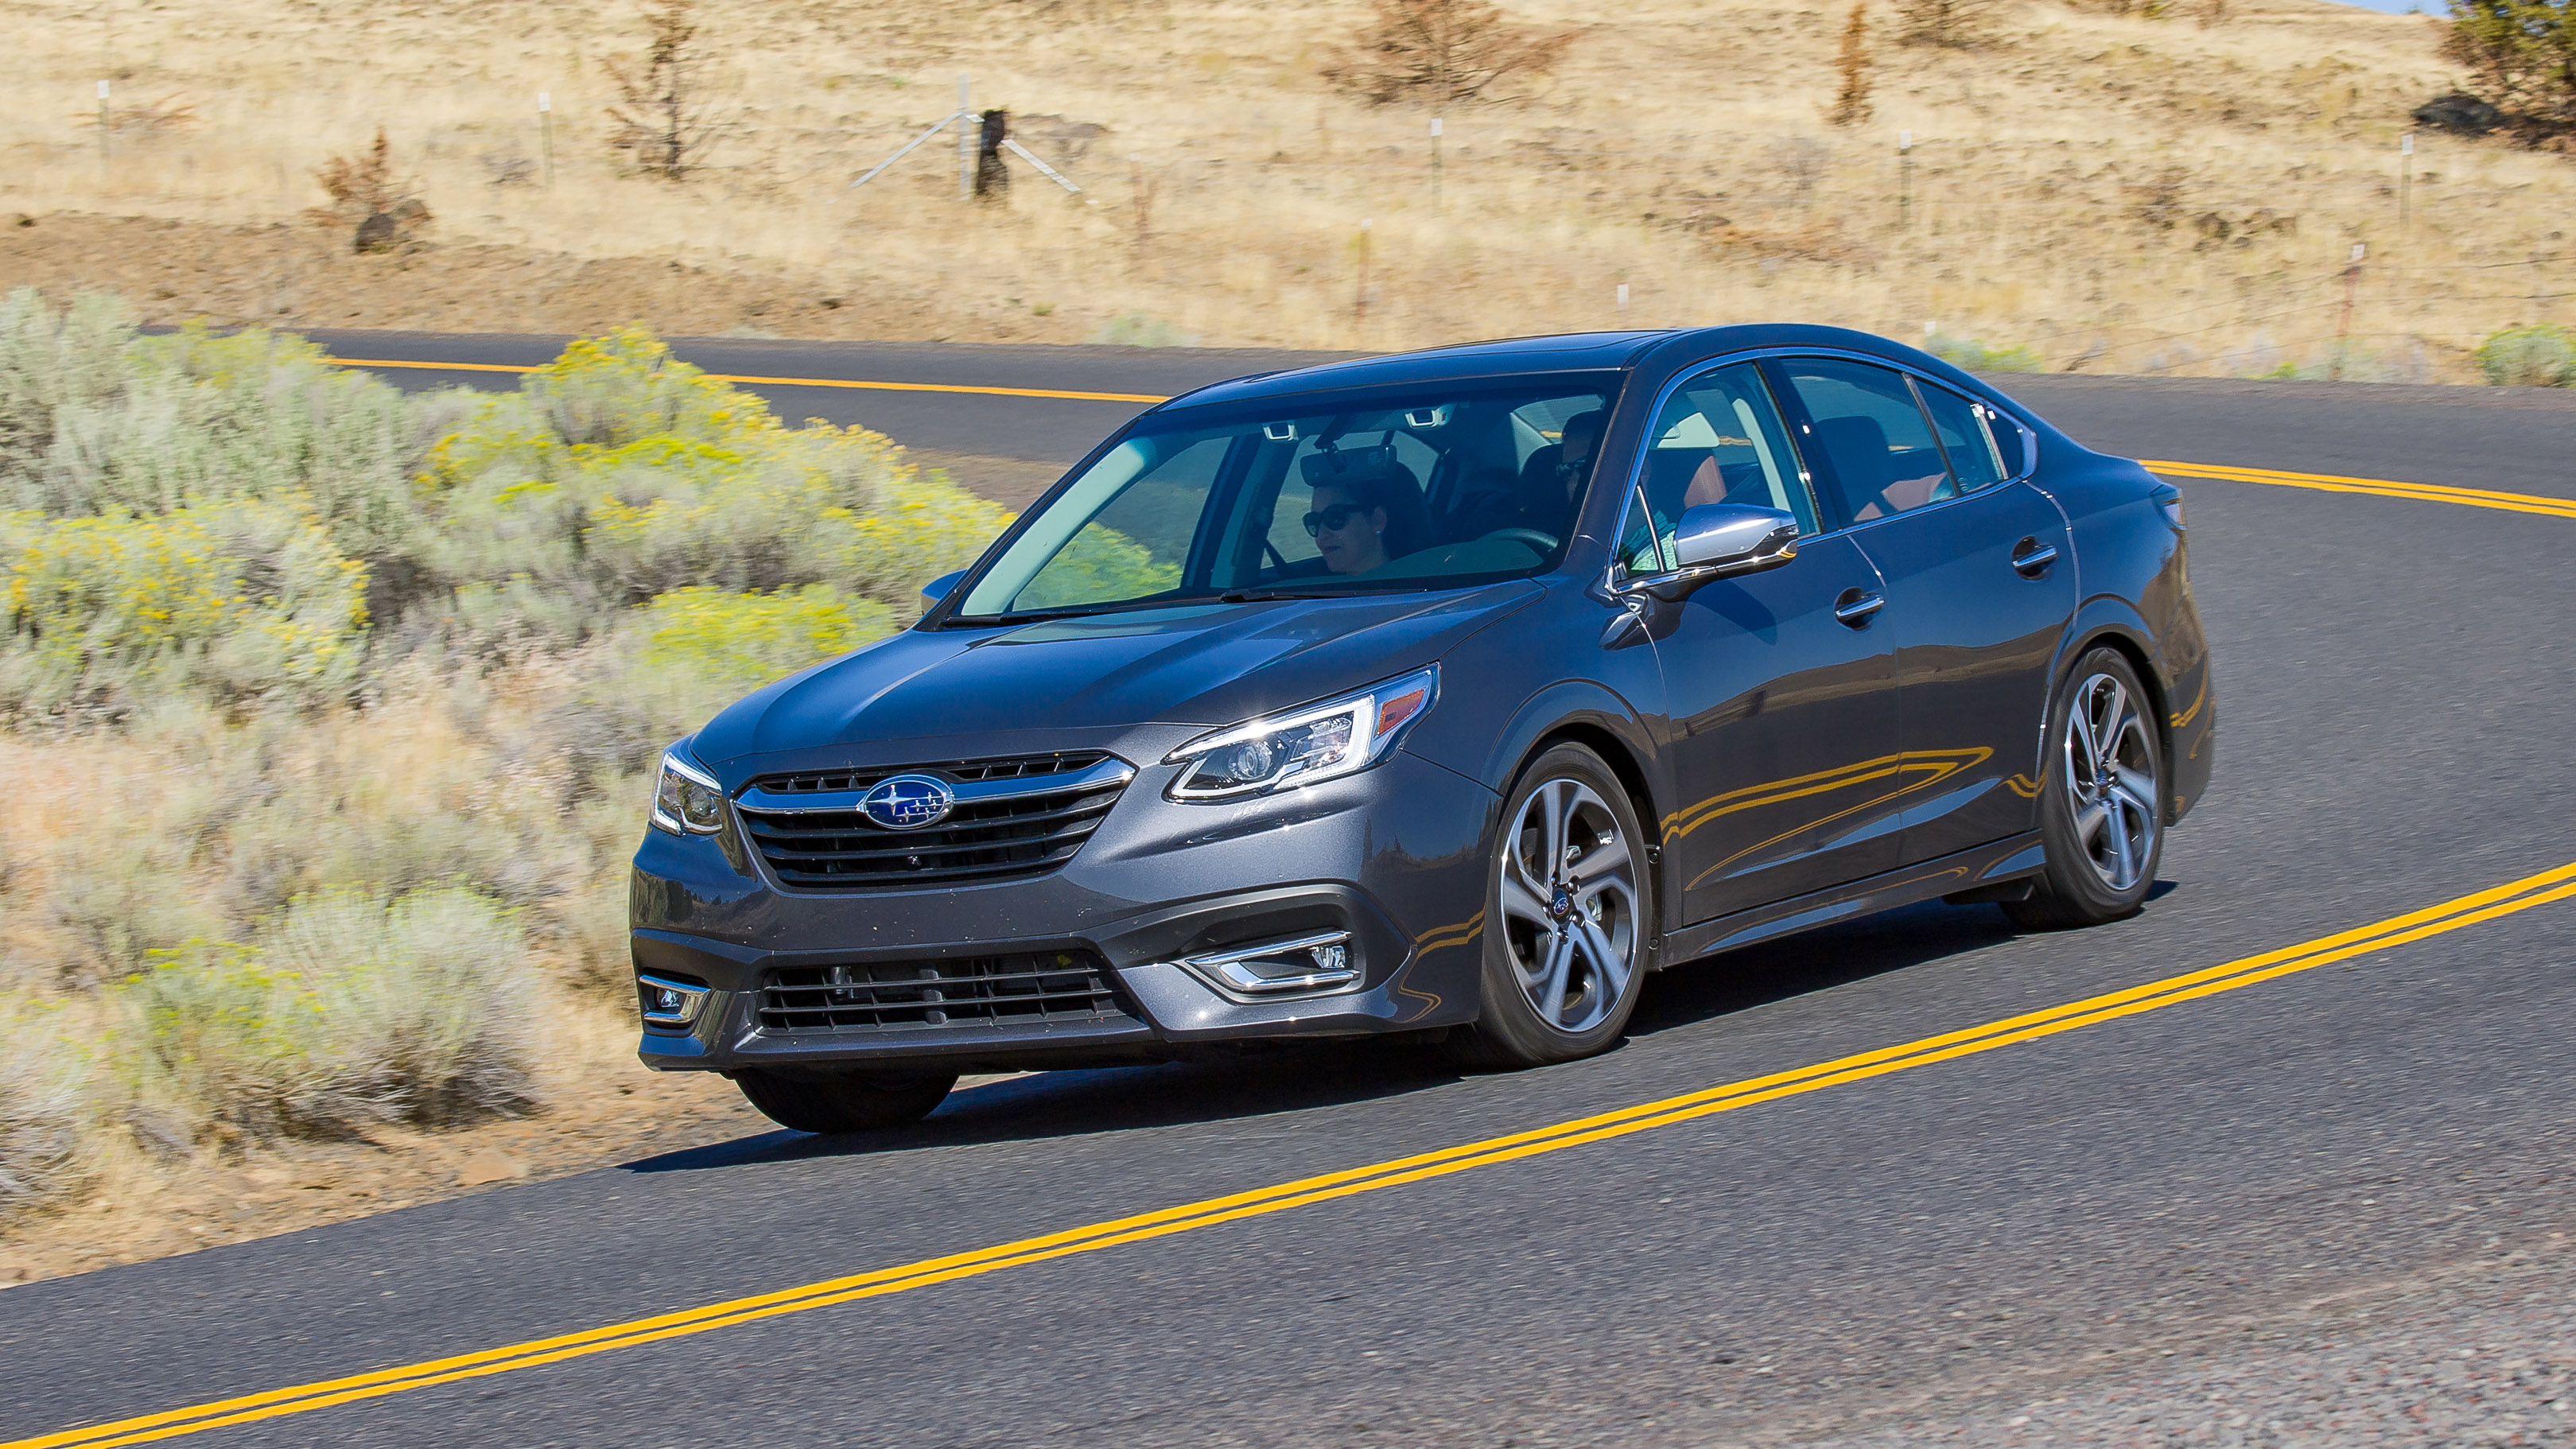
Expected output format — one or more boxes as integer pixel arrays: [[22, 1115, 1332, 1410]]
[[951, 375, 1619, 620]]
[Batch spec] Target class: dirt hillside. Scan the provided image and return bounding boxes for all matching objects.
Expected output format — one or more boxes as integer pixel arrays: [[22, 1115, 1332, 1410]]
[[7, 0, 2566, 378]]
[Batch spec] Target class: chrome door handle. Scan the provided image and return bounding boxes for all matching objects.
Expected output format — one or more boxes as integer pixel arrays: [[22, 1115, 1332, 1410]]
[[2011, 539, 2060, 577], [1833, 589, 1885, 627]]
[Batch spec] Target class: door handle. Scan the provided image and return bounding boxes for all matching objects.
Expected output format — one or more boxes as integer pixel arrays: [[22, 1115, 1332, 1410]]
[[2011, 538, 2060, 577], [1833, 589, 1885, 627]]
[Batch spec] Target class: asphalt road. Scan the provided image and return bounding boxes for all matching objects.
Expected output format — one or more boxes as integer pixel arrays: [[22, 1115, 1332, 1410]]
[[6, 337, 2573, 1448]]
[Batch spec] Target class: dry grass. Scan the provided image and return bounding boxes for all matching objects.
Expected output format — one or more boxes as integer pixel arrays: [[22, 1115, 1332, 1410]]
[[5, 0, 2569, 379]]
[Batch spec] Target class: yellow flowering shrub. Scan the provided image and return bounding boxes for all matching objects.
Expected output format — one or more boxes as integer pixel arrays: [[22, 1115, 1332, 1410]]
[[0, 499, 368, 711], [639, 585, 895, 697]]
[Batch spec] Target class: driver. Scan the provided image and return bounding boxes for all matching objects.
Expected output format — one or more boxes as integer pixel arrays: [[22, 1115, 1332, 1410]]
[[1305, 465, 1431, 575]]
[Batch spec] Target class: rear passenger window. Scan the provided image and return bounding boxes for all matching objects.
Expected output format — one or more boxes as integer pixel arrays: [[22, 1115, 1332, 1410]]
[[1774, 359, 1952, 524], [1622, 362, 1817, 573], [1915, 383, 2007, 493]]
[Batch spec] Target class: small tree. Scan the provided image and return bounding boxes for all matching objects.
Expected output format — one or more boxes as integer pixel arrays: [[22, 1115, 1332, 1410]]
[[1828, 1, 1875, 127], [1898, 0, 2003, 47], [2442, 0, 2576, 142], [307, 129, 432, 254], [1320, 0, 1578, 107], [605, 0, 736, 179]]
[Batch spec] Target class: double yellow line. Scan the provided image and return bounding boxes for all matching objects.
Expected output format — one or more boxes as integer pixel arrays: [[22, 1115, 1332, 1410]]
[[2143, 459, 2576, 518], [320, 355, 1171, 406], [14, 858, 2576, 1449]]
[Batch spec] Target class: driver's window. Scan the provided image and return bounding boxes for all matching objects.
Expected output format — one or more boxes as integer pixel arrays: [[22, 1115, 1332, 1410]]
[[1627, 363, 1816, 573]]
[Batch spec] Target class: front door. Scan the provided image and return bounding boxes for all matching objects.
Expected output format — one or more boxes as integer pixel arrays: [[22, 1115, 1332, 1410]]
[[1767, 357, 2078, 866], [1619, 360, 1905, 925]]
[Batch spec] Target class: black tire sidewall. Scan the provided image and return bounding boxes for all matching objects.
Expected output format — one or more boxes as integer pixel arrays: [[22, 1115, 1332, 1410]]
[[1465, 743, 1654, 1066]]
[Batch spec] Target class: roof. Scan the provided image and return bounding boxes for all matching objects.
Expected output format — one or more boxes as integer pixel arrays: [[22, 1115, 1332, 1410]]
[[1164, 324, 1945, 413]]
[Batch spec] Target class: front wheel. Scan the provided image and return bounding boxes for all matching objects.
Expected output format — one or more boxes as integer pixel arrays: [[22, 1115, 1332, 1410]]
[[2004, 647, 2165, 930], [734, 1070, 956, 1135], [1447, 743, 1654, 1069]]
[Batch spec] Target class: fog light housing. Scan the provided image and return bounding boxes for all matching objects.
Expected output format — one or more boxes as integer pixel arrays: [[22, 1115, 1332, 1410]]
[[1175, 930, 1360, 1001], [638, 973, 711, 1029]]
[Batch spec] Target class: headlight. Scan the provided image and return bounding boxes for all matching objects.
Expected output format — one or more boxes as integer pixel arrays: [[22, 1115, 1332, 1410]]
[[1164, 666, 1437, 802], [651, 749, 725, 835]]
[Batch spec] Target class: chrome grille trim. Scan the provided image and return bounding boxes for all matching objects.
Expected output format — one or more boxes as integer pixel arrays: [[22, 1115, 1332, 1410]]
[[735, 752, 1133, 889]]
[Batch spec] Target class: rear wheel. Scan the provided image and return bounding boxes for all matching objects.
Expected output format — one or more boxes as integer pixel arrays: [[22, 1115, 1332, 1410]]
[[1447, 744, 1653, 1069], [733, 1070, 956, 1135], [2004, 647, 2165, 930]]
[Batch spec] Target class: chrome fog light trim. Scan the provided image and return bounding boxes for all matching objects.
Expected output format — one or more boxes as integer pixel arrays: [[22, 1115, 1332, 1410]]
[[1175, 930, 1361, 1000], [639, 973, 712, 1028]]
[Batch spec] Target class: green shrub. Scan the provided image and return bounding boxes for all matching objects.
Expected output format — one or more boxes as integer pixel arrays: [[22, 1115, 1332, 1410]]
[[639, 584, 893, 696], [0, 1001, 84, 1215], [0, 497, 369, 713], [1087, 311, 1201, 348], [1925, 332, 2043, 373], [0, 293, 425, 565], [415, 328, 917, 637], [115, 887, 538, 1144], [2473, 324, 2576, 387]]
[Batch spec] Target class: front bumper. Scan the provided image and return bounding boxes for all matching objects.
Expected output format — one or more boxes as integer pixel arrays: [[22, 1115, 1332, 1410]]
[[629, 749, 1497, 1075]]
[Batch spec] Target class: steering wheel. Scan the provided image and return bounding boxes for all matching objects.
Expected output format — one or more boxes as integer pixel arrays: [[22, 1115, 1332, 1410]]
[[1480, 527, 1560, 553]]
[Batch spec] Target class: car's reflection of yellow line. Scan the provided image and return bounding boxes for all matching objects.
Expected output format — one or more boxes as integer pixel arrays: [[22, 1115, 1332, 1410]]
[[24, 859, 2574, 1449], [320, 356, 1172, 405], [2144, 460, 2576, 519], [1664, 748, 1992, 893]]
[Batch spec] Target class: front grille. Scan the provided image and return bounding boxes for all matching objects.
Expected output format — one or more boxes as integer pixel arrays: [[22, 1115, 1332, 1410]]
[[736, 752, 1128, 889], [757, 950, 1133, 1033]]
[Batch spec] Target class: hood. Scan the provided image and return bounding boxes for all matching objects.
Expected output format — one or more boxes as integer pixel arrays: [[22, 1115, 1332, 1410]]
[[690, 581, 1542, 767]]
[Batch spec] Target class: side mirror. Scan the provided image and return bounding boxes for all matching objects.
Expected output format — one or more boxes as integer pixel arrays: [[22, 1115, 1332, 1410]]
[[1639, 504, 1800, 600], [920, 569, 966, 611]]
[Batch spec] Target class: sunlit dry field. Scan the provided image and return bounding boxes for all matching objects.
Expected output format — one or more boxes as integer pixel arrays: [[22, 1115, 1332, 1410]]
[[7, 0, 2570, 377]]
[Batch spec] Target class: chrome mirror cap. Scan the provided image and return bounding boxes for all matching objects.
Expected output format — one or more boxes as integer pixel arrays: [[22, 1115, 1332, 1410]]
[[1670, 503, 1801, 575]]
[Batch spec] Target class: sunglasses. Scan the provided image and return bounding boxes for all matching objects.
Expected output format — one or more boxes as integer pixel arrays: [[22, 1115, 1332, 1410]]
[[1302, 504, 1372, 536]]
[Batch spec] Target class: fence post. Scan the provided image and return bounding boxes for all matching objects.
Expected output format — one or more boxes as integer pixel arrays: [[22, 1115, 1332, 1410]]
[[2330, 242, 2364, 382], [538, 91, 555, 188], [1354, 217, 1373, 329], [2398, 132, 2412, 244], [975, 110, 1009, 200], [1898, 129, 1912, 231]]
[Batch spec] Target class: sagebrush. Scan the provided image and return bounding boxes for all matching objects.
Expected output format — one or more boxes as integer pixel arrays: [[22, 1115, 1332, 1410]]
[[0, 289, 1016, 1219]]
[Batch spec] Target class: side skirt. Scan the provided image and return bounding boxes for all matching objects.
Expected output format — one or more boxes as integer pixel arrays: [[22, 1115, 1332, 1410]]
[[1659, 833, 2044, 967]]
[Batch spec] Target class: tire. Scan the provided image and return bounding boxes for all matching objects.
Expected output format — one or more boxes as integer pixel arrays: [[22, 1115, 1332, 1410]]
[[734, 1069, 957, 1135], [1447, 743, 1655, 1070], [2003, 647, 2166, 930]]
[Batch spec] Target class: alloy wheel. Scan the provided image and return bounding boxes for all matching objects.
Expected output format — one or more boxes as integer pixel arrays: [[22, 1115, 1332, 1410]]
[[2060, 670, 2160, 892], [1494, 778, 1642, 1035]]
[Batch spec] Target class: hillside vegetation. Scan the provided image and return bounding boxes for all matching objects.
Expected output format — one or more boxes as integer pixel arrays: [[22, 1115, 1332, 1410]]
[[6, 0, 2572, 380], [0, 291, 1004, 1257]]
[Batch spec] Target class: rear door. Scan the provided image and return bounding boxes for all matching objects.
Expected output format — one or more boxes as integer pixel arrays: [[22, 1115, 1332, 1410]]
[[1767, 356, 2077, 866]]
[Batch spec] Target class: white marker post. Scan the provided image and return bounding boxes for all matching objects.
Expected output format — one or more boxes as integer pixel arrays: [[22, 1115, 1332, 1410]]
[[538, 91, 554, 188], [1616, 282, 1630, 313], [1430, 115, 1444, 208], [97, 80, 110, 164], [957, 76, 973, 200]]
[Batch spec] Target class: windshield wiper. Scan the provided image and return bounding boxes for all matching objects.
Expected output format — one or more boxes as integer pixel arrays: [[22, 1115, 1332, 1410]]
[[1216, 589, 1346, 603]]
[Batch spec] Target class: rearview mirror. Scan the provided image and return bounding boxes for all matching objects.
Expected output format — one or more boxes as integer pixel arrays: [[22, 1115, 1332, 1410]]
[[920, 569, 966, 611]]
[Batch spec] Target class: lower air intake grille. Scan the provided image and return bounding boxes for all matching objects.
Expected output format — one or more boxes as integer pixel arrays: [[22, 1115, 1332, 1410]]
[[758, 951, 1132, 1033]]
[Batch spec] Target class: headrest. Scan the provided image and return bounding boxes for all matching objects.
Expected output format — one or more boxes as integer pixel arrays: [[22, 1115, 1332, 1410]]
[[1814, 414, 1890, 463]]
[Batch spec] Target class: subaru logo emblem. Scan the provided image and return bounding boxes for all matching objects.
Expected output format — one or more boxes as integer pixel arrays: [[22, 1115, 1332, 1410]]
[[860, 775, 955, 831]]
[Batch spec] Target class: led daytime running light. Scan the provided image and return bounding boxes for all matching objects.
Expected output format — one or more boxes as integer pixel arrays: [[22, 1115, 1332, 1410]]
[[1164, 667, 1438, 802]]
